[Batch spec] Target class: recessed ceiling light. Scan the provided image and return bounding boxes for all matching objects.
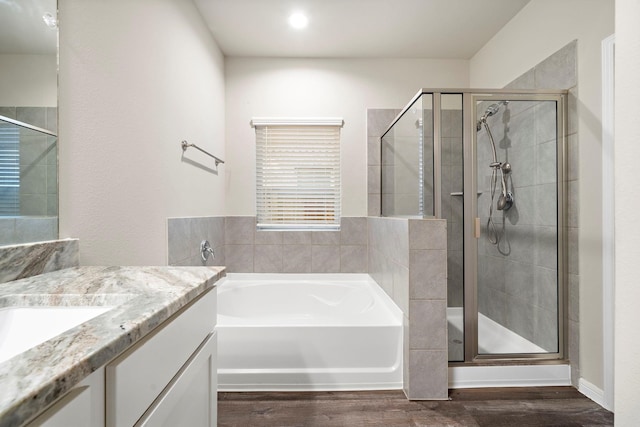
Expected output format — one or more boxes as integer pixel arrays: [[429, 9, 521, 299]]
[[42, 12, 57, 29], [288, 12, 308, 29]]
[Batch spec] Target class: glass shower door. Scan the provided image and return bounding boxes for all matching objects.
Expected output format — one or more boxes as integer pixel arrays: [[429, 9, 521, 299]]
[[472, 96, 564, 357]]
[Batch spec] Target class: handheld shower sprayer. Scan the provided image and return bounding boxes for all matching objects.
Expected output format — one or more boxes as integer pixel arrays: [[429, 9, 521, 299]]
[[477, 101, 513, 244]]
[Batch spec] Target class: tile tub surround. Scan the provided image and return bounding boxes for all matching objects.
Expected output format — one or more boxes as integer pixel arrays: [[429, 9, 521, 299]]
[[167, 216, 225, 267], [224, 216, 368, 274], [167, 215, 447, 398], [0, 239, 79, 284], [0, 265, 225, 427]]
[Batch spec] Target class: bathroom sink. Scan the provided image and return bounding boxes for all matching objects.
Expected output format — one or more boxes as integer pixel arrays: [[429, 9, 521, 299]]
[[0, 305, 114, 364]]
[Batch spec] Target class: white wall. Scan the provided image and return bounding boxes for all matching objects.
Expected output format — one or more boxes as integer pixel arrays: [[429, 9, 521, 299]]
[[225, 58, 469, 217], [470, 0, 614, 391], [0, 54, 57, 106], [615, 0, 640, 422], [58, 0, 225, 265]]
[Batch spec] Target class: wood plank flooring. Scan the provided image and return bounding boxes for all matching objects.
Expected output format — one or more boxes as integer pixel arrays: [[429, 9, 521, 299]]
[[218, 387, 613, 426]]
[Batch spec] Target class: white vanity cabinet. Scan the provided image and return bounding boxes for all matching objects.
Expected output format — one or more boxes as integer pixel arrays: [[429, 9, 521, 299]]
[[106, 288, 217, 427], [26, 367, 105, 427], [136, 332, 217, 426], [27, 287, 218, 427]]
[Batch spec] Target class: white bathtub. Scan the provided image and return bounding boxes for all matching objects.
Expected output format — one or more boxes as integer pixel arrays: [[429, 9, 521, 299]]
[[217, 274, 403, 391]]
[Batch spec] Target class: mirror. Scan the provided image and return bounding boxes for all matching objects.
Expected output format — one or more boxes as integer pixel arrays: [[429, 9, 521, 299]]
[[0, 0, 58, 246]]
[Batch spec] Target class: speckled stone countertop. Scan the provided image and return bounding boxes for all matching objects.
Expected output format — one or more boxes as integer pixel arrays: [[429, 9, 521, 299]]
[[0, 265, 225, 427]]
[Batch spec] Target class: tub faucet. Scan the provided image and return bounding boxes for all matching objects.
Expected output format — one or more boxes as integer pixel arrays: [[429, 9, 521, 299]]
[[200, 240, 215, 262]]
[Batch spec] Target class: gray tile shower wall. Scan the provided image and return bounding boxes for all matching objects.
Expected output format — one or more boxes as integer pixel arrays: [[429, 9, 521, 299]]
[[167, 216, 225, 267], [367, 109, 401, 216], [0, 239, 79, 284], [454, 40, 580, 382], [440, 107, 464, 310]]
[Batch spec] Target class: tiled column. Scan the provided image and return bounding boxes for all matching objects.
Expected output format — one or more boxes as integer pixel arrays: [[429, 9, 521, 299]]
[[406, 218, 448, 400], [368, 216, 448, 400]]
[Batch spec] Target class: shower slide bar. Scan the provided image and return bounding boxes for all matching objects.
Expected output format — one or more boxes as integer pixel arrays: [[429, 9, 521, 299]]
[[181, 140, 225, 166]]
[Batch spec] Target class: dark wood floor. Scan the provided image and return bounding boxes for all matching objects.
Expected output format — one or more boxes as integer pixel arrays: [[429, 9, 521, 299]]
[[218, 387, 613, 427]]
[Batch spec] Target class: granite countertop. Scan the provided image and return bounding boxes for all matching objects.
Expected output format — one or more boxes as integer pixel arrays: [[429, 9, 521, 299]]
[[0, 265, 225, 427]]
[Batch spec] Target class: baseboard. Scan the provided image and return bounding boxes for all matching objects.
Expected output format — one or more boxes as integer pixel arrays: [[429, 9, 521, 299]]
[[449, 364, 571, 389], [578, 378, 608, 409]]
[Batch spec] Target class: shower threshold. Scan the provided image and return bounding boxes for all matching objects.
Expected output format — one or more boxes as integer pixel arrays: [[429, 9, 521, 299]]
[[447, 307, 546, 356]]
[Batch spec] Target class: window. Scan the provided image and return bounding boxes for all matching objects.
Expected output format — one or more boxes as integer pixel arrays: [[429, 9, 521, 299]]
[[0, 122, 19, 215], [251, 117, 343, 230]]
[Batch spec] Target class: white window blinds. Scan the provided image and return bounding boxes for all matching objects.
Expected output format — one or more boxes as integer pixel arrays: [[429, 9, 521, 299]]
[[252, 118, 343, 230], [0, 124, 19, 215]]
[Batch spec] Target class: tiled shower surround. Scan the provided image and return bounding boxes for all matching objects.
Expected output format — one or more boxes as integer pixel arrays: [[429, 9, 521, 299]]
[[502, 41, 579, 383], [366, 42, 578, 384], [167, 215, 448, 399]]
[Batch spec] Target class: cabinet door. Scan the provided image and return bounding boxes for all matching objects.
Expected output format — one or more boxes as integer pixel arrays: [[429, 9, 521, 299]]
[[107, 289, 216, 427], [26, 367, 105, 427], [136, 331, 217, 427]]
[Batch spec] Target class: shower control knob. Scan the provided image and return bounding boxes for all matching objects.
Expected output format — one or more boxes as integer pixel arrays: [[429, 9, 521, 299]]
[[200, 240, 215, 262]]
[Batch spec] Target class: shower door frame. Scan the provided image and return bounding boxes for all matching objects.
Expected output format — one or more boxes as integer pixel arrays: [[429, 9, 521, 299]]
[[460, 90, 569, 364], [382, 88, 569, 364]]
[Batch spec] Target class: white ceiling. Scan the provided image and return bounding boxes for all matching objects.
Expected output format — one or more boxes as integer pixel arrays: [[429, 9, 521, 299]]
[[194, 0, 531, 59]]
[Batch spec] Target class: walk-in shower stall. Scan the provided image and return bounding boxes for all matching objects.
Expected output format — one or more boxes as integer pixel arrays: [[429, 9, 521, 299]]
[[381, 89, 567, 363]]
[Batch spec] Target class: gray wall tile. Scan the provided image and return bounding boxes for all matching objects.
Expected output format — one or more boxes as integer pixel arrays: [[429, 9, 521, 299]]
[[225, 216, 255, 244], [0, 106, 16, 119], [282, 230, 312, 245], [534, 40, 577, 89], [409, 219, 447, 250], [16, 107, 46, 129], [409, 300, 447, 350], [225, 244, 254, 273], [340, 245, 367, 273], [311, 245, 340, 273], [407, 350, 448, 400], [409, 249, 447, 299], [312, 230, 340, 245], [393, 264, 410, 315], [167, 218, 191, 265], [367, 109, 398, 137], [341, 217, 367, 245], [254, 244, 283, 273], [282, 245, 312, 273], [255, 230, 283, 245], [167, 216, 225, 266]]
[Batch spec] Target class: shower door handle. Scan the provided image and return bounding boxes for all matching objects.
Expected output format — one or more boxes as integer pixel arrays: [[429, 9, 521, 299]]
[[474, 217, 481, 239]]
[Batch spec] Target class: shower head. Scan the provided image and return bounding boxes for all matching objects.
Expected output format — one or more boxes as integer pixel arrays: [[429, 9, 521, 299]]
[[481, 101, 509, 120], [484, 103, 501, 118], [477, 101, 509, 131]]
